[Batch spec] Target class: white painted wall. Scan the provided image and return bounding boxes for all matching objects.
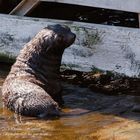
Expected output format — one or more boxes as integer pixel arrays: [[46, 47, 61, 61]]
[[0, 14, 140, 77]]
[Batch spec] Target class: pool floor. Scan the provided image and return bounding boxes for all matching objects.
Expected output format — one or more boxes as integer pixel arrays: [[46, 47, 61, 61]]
[[0, 67, 140, 140]]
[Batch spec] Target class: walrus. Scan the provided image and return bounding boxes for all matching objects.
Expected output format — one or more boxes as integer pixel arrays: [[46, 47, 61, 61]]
[[2, 24, 76, 117]]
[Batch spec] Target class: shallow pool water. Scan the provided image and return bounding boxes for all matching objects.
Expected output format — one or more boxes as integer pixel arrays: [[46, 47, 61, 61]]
[[0, 66, 140, 140]]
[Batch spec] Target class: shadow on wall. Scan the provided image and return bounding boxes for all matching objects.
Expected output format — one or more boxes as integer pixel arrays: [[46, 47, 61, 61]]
[[0, 0, 139, 28], [0, 0, 21, 13], [28, 2, 139, 28]]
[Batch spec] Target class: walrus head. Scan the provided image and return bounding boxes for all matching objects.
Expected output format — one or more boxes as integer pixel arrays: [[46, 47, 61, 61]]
[[39, 24, 76, 53], [17, 24, 76, 66]]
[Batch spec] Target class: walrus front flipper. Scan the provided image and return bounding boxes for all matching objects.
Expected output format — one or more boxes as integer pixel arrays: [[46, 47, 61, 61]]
[[2, 80, 60, 117]]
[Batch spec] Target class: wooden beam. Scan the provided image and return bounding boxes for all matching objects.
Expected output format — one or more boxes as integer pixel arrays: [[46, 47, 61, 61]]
[[42, 0, 140, 13], [9, 0, 41, 16]]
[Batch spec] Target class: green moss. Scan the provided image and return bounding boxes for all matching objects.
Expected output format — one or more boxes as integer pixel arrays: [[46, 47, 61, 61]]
[[105, 71, 115, 77], [82, 27, 101, 47], [61, 63, 80, 70], [72, 26, 102, 48], [73, 26, 80, 33], [0, 53, 16, 64], [91, 65, 104, 74]]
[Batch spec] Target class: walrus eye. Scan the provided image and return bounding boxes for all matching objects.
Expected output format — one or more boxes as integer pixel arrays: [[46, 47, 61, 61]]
[[55, 34, 63, 43]]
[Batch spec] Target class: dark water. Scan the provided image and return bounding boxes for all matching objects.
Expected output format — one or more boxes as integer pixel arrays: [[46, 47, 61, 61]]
[[28, 2, 139, 28], [0, 65, 140, 140], [0, 1, 138, 28], [0, 0, 21, 13]]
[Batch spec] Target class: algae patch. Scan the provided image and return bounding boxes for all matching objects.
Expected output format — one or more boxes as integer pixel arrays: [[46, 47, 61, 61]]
[[72, 26, 103, 48], [0, 53, 16, 64], [61, 63, 81, 70]]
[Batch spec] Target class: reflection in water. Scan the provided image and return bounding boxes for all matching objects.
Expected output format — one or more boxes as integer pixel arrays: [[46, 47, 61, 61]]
[[0, 68, 140, 140]]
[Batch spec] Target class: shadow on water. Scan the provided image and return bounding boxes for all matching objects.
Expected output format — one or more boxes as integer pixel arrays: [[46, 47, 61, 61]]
[[0, 64, 140, 140]]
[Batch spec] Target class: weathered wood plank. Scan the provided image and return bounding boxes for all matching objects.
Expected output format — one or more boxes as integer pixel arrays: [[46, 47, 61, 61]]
[[10, 0, 40, 16], [42, 0, 140, 13], [0, 14, 140, 77]]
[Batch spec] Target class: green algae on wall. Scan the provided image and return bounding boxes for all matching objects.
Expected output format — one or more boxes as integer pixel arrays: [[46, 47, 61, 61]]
[[0, 53, 16, 64], [72, 25, 103, 47]]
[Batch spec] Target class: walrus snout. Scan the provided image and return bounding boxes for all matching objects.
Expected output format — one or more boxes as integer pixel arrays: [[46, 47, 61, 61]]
[[65, 31, 76, 47]]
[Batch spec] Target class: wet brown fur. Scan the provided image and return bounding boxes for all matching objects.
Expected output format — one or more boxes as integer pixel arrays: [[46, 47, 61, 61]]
[[2, 24, 76, 117]]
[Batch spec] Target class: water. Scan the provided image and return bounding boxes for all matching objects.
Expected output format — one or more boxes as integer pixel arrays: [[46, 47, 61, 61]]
[[0, 1, 138, 28], [28, 2, 139, 28], [0, 65, 140, 140]]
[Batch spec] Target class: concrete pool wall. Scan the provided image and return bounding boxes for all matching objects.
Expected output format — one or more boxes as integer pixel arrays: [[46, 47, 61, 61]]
[[0, 14, 140, 77]]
